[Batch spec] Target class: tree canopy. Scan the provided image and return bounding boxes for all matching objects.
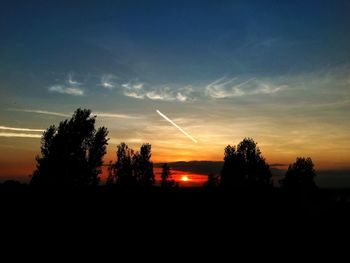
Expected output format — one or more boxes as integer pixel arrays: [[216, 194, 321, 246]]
[[160, 163, 174, 188], [107, 142, 155, 187], [281, 157, 317, 190], [30, 108, 108, 187], [220, 138, 272, 188]]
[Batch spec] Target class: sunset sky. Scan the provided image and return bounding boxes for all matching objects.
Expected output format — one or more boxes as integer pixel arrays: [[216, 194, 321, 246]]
[[1, 0, 350, 181]]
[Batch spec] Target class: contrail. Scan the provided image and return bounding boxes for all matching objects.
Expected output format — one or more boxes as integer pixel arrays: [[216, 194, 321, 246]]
[[7, 108, 137, 119], [0, 126, 45, 132], [0, 132, 41, 138], [94, 112, 137, 119], [156, 110, 198, 143], [7, 108, 70, 117]]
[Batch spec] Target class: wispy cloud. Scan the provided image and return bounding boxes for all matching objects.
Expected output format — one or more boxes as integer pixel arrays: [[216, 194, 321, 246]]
[[146, 88, 175, 101], [100, 74, 117, 89], [47, 73, 84, 96], [0, 126, 45, 132], [67, 73, 81, 86], [0, 132, 41, 138], [123, 91, 145, 99], [205, 77, 285, 98], [205, 78, 254, 98], [121, 81, 194, 102], [48, 85, 84, 96], [122, 82, 145, 99], [252, 83, 287, 94], [176, 93, 187, 102]]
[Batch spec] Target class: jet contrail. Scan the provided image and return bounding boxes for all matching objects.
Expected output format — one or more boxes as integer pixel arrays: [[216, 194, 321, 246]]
[[0, 126, 45, 132], [7, 108, 137, 119], [156, 109, 198, 143], [0, 132, 41, 138], [7, 108, 70, 117]]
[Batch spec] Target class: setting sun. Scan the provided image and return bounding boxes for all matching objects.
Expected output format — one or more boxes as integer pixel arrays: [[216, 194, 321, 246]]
[[181, 175, 190, 182]]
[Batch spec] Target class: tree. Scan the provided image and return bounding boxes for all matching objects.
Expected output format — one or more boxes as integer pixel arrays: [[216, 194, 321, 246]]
[[133, 143, 155, 187], [220, 145, 245, 188], [204, 173, 219, 188], [30, 108, 108, 186], [220, 138, 272, 188], [109, 143, 155, 187], [160, 163, 174, 188], [281, 157, 317, 190], [114, 142, 134, 186], [106, 160, 115, 185]]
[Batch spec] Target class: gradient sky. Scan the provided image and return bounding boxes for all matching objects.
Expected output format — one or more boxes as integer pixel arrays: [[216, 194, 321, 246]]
[[1, 0, 350, 181]]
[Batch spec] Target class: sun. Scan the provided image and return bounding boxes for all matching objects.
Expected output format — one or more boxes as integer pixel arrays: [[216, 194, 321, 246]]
[[181, 175, 190, 182]]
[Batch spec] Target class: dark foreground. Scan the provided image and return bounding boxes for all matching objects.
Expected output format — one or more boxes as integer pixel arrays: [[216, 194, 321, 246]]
[[2, 185, 350, 221], [2, 185, 350, 255]]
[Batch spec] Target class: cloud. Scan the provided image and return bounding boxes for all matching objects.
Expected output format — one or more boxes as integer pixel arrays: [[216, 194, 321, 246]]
[[252, 83, 287, 94], [175, 86, 194, 102], [121, 81, 195, 102], [176, 92, 187, 102], [0, 132, 41, 138], [67, 73, 81, 86], [205, 78, 254, 98], [48, 85, 84, 96], [122, 82, 145, 99], [0, 126, 45, 132], [100, 74, 116, 89], [146, 88, 175, 101], [47, 73, 84, 96], [205, 77, 286, 98], [123, 91, 145, 99]]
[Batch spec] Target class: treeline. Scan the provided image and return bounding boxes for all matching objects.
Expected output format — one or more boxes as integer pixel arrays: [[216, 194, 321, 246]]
[[29, 108, 317, 191]]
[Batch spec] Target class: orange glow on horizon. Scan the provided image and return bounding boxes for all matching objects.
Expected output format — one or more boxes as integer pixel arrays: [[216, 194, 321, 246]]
[[181, 175, 190, 182]]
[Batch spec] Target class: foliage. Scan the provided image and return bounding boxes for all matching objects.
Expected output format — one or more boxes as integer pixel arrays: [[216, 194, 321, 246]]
[[108, 143, 155, 187], [204, 173, 219, 188], [31, 108, 108, 186], [160, 163, 174, 188], [220, 138, 272, 188], [281, 157, 317, 190]]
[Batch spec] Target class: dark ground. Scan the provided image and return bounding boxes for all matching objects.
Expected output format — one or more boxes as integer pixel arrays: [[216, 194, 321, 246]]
[[2, 185, 350, 221], [1, 185, 350, 257]]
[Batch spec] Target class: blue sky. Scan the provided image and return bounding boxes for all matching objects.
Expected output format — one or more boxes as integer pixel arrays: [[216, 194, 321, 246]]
[[1, 0, 350, 179]]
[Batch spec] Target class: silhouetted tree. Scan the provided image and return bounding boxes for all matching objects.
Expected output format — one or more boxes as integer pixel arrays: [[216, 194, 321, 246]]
[[281, 157, 317, 190], [221, 145, 245, 188], [2, 180, 21, 188], [133, 143, 155, 186], [106, 160, 115, 185], [204, 173, 219, 188], [220, 138, 272, 188], [109, 143, 154, 187], [161, 163, 174, 188], [114, 142, 134, 186], [30, 108, 108, 186]]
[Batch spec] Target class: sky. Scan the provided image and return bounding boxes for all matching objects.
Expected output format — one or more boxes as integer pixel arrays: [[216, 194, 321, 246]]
[[0, 0, 350, 181]]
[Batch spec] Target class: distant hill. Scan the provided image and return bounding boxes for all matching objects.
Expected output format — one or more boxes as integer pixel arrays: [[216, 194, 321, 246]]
[[155, 161, 350, 188], [154, 161, 223, 175], [154, 160, 286, 178]]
